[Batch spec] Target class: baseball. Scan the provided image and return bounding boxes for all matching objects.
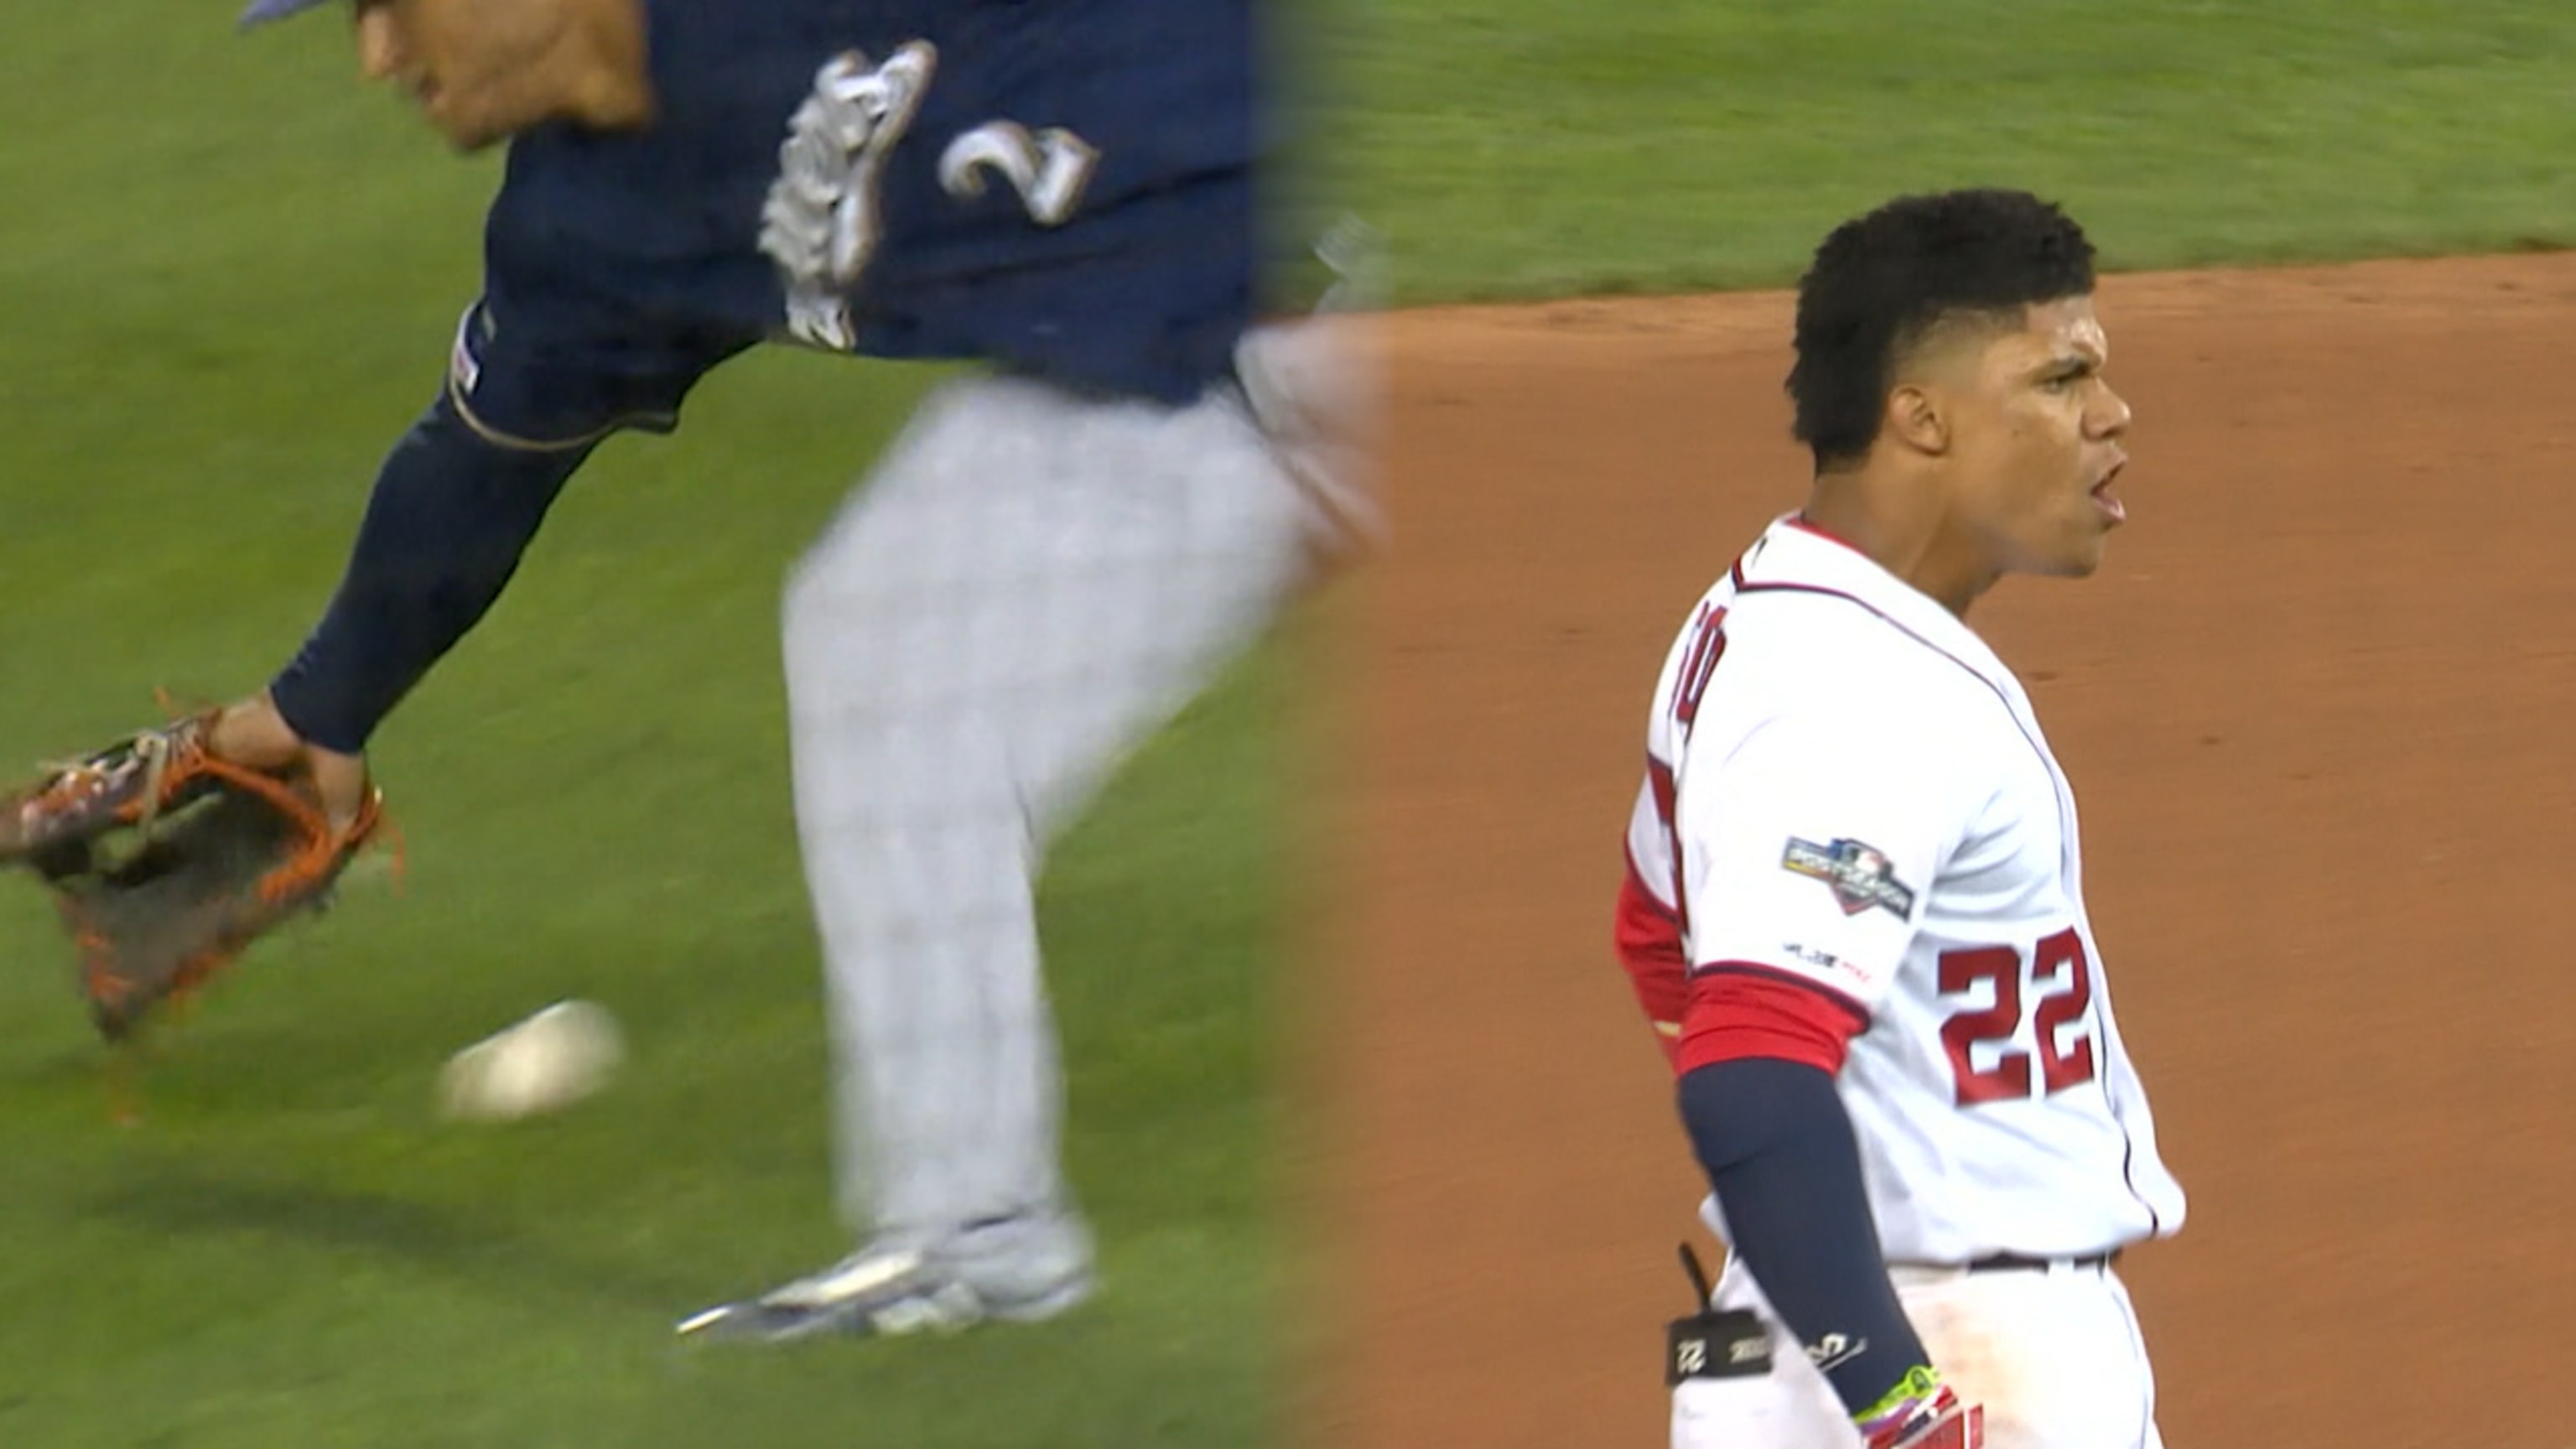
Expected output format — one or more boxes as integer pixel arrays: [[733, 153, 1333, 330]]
[[437, 1000, 626, 1123]]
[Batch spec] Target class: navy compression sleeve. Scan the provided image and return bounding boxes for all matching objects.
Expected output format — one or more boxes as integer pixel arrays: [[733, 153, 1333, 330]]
[[267, 396, 600, 753], [1678, 1057, 1931, 1417]]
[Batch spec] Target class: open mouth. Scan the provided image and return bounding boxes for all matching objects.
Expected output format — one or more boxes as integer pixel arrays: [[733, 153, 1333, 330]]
[[2090, 460, 2127, 525]]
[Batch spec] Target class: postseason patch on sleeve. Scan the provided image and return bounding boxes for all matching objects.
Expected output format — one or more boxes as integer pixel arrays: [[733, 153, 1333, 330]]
[[1780, 837, 1917, 920]]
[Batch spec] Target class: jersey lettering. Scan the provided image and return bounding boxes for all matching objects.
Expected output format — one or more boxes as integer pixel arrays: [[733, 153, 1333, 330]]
[[760, 43, 939, 351], [2030, 928, 2100, 1094], [761, 52, 1117, 351], [1937, 946, 2028, 1105], [938, 122, 1101, 226], [1649, 602, 1730, 936], [1670, 604, 1729, 730], [1937, 929, 2098, 1107]]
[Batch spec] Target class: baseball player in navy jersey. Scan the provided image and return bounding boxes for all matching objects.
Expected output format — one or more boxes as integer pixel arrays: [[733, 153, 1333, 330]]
[[1615, 190, 2184, 1446], [89, 0, 1368, 1342]]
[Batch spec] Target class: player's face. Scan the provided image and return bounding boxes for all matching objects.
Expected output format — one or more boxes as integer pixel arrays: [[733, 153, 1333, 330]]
[[353, 0, 589, 150], [1941, 297, 2132, 579]]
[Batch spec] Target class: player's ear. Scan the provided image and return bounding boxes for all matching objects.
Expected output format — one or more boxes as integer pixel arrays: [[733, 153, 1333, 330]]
[[1882, 382, 1949, 458]]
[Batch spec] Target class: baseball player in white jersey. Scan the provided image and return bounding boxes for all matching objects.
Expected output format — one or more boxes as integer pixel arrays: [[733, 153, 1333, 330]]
[[1612, 190, 2185, 1447]]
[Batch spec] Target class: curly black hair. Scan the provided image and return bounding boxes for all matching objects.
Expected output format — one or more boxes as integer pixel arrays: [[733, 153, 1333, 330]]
[[1788, 189, 2097, 470]]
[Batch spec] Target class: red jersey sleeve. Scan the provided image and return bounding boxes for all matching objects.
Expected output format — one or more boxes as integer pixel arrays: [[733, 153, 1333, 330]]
[[1675, 966, 1869, 1076], [1614, 860, 1690, 1064]]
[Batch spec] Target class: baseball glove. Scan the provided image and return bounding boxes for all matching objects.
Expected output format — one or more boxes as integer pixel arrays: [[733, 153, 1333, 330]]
[[2, 714, 385, 1041]]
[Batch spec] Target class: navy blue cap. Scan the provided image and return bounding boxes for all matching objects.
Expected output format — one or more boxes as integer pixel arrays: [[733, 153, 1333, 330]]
[[239, 0, 335, 28]]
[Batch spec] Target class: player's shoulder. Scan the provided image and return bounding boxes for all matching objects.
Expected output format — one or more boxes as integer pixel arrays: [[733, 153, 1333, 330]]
[[1684, 592, 2012, 783], [1721, 588, 1987, 713], [1723, 527, 2014, 699]]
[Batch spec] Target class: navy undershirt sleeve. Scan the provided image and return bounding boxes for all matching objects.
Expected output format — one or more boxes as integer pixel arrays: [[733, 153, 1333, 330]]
[[1678, 1057, 1931, 1417], [267, 395, 600, 753]]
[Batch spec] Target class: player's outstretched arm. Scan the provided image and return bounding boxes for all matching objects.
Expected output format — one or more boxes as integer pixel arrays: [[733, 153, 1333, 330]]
[[1678, 1052, 1978, 1448], [3, 387, 597, 846], [0, 392, 605, 1037], [207, 392, 605, 823]]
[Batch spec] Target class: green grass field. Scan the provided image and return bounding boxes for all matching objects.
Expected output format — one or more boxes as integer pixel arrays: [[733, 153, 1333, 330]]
[[1, 2, 2571, 1445], [1341, 0, 2576, 301]]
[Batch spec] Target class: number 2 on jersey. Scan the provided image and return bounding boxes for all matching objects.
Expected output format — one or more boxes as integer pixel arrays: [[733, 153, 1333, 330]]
[[1937, 928, 2097, 1106], [939, 122, 1100, 226]]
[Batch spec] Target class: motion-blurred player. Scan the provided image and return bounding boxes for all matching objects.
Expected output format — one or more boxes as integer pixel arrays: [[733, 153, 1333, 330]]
[[73, 0, 1368, 1341]]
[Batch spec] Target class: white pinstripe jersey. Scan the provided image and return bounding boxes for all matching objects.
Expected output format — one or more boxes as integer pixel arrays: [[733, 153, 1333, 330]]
[[1624, 516, 2186, 1262]]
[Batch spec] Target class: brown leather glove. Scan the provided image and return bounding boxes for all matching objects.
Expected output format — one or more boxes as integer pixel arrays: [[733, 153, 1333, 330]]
[[3, 714, 384, 1041]]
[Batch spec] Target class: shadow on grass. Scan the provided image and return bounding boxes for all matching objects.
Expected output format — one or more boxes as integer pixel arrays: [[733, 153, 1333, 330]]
[[83, 1162, 705, 1314]]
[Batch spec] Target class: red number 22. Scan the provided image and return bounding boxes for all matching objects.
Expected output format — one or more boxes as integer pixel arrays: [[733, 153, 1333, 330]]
[[1937, 928, 2096, 1106]]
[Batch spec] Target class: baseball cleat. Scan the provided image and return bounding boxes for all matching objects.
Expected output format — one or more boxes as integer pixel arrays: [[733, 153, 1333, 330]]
[[675, 1244, 1092, 1344]]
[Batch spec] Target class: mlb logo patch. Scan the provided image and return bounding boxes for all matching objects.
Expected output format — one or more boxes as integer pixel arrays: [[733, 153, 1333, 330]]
[[1781, 837, 1916, 920]]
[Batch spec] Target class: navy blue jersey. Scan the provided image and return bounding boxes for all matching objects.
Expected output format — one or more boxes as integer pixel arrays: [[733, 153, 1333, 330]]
[[453, 0, 1259, 445]]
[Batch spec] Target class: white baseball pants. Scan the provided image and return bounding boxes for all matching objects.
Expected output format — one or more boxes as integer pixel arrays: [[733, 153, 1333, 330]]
[[1673, 1255, 2164, 1449], [779, 319, 1370, 1269]]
